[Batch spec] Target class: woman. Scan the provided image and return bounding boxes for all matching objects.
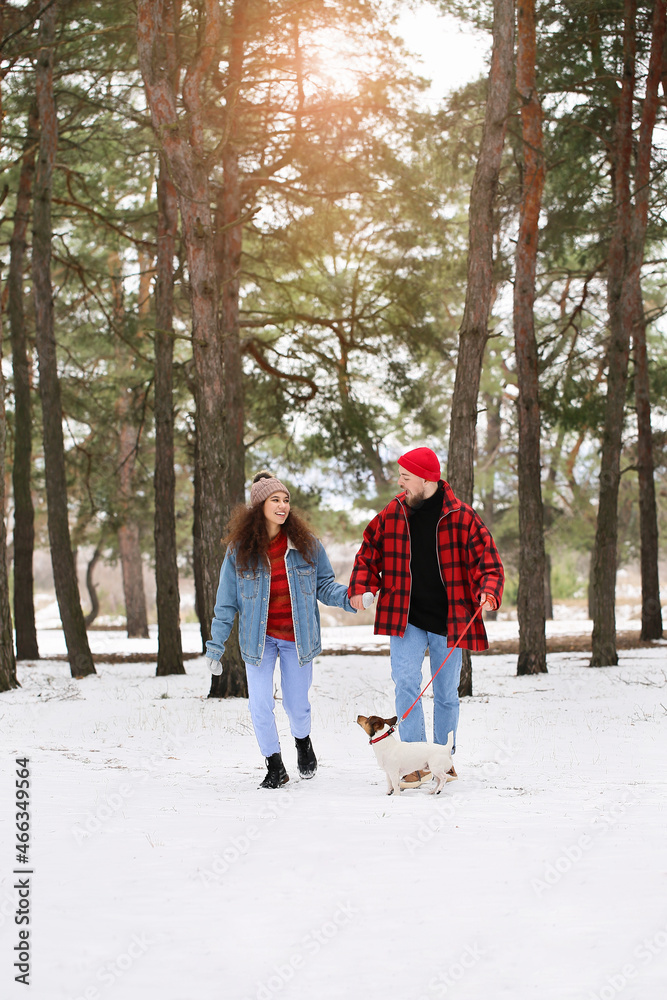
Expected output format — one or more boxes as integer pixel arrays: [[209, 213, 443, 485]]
[[205, 471, 356, 788]]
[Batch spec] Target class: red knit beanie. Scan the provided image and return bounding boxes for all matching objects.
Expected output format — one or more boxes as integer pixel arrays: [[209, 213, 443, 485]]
[[398, 447, 441, 482]]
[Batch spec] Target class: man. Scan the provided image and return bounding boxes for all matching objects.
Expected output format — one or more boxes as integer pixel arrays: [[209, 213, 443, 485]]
[[349, 447, 504, 787]]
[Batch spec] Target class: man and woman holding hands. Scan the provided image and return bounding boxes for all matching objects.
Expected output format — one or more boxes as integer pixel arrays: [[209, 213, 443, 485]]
[[205, 447, 504, 789]]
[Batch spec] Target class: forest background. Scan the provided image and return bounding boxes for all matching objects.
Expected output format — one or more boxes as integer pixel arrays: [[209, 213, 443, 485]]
[[0, 0, 665, 693]]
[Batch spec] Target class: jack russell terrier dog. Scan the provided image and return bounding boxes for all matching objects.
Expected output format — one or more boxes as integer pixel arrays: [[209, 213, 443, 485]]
[[357, 715, 455, 795]]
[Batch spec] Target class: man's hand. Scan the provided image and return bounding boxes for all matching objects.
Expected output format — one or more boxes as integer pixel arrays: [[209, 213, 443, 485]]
[[480, 592, 497, 611]]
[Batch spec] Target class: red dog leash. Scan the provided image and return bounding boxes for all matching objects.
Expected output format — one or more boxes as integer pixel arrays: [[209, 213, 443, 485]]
[[401, 604, 485, 721]]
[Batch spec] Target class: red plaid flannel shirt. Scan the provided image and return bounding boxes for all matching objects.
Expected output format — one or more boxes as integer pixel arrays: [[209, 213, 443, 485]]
[[348, 481, 504, 650]]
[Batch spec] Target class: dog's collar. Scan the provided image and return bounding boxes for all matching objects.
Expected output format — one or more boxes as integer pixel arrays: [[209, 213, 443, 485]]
[[369, 726, 395, 744]]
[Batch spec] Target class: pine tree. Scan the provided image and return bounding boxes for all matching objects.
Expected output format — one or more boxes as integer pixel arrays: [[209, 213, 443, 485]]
[[514, 0, 547, 675], [154, 162, 185, 676], [7, 103, 39, 660], [32, 1, 95, 678], [447, 0, 515, 695], [591, 0, 666, 665]]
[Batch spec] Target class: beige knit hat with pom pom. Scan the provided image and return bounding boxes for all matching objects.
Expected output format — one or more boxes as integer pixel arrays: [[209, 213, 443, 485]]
[[249, 471, 291, 506]]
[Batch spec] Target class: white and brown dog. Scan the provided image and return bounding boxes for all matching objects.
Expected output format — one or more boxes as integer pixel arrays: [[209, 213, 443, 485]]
[[357, 715, 455, 795]]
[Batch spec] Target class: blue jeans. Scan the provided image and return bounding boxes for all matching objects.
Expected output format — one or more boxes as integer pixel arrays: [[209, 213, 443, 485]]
[[390, 624, 462, 750], [245, 635, 313, 757]]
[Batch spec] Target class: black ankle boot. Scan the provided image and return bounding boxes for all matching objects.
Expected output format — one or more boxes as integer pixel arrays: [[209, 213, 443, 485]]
[[295, 736, 317, 778], [259, 752, 289, 789]]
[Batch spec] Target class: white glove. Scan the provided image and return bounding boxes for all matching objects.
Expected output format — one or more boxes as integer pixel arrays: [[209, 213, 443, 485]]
[[207, 658, 223, 676], [362, 592, 375, 609]]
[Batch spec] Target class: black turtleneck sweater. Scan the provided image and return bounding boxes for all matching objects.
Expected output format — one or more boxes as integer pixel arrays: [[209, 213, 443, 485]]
[[406, 481, 448, 635]]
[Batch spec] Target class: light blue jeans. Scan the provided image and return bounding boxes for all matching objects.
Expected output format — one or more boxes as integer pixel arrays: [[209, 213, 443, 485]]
[[390, 624, 462, 751], [245, 635, 313, 757]]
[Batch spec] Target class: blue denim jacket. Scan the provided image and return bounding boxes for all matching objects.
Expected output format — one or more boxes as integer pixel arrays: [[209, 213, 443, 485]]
[[205, 537, 355, 667]]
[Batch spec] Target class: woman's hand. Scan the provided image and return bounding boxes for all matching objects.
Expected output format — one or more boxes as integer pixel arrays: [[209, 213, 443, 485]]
[[350, 592, 374, 610]]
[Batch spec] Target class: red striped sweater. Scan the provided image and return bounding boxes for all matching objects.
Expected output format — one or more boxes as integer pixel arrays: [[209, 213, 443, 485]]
[[266, 532, 295, 641]]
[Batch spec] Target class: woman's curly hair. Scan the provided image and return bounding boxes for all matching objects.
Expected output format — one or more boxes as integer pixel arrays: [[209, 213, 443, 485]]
[[224, 472, 317, 571]]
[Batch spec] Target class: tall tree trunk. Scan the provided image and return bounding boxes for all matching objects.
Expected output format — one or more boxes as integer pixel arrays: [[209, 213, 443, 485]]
[[631, 0, 666, 642], [111, 257, 150, 639], [138, 0, 233, 653], [219, 5, 246, 509], [544, 555, 554, 621], [590, 0, 636, 667], [83, 543, 102, 628], [514, 0, 547, 675], [118, 518, 149, 637], [591, 0, 665, 663], [543, 424, 567, 621], [480, 391, 501, 533], [8, 103, 39, 660], [209, 12, 249, 697], [115, 392, 150, 641], [154, 162, 185, 675], [446, 0, 515, 696], [480, 391, 501, 622], [0, 9, 18, 692], [0, 309, 18, 689], [32, 1, 95, 678], [634, 303, 663, 640], [192, 427, 207, 652]]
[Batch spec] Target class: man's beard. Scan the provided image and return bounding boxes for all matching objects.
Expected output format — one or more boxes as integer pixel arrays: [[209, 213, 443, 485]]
[[405, 490, 427, 509]]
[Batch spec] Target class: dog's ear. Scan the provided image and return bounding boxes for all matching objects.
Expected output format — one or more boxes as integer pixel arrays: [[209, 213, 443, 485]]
[[387, 716, 398, 726]]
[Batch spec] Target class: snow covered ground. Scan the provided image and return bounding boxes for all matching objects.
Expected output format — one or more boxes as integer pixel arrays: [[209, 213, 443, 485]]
[[1, 625, 666, 1000]]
